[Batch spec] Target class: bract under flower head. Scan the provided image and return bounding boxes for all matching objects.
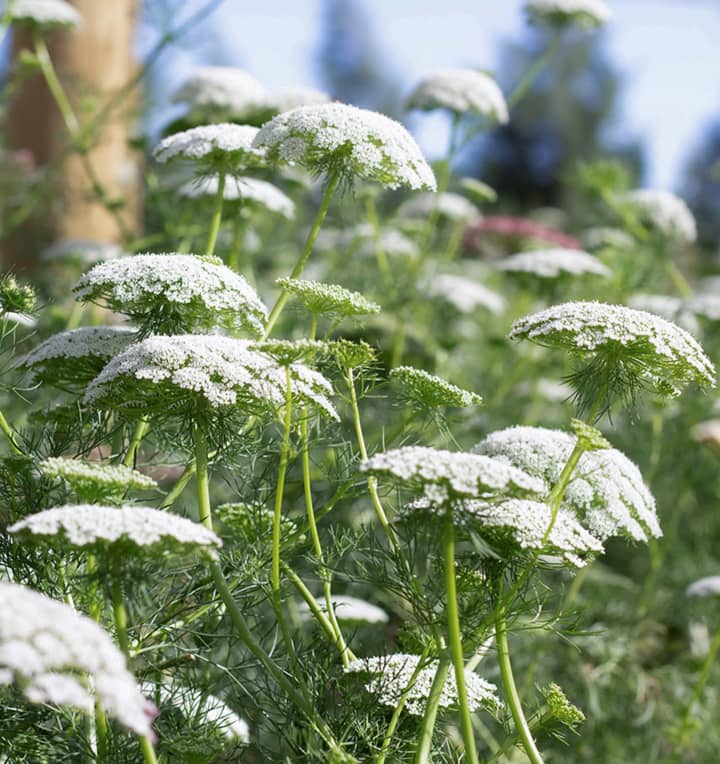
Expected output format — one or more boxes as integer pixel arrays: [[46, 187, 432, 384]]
[[427, 273, 506, 315], [473, 425, 661, 542], [345, 654, 500, 716], [9, 504, 222, 559], [298, 595, 389, 625], [0, 581, 155, 735], [152, 124, 266, 171], [4, 0, 81, 27], [524, 0, 611, 29], [509, 301, 715, 399], [361, 446, 544, 505], [498, 248, 611, 280], [397, 192, 479, 222], [616, 189, 697, 244], [405, 68, 508, 123], [172, 66, 269, 120], [38, 458, 157, 502], [277, 277, 380, 318], [73, 254, 268, 336], [390, 366, 482, 408], [84, 334, 338, 420], [17, 326, 136, 389], [253, 103, 437, 191], [179, 175, 294, 218]]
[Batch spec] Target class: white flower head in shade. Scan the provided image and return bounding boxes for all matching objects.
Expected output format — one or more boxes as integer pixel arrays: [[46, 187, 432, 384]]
[[397, 192, 479, 222], [524, 0, 611, 29], [172, 66, 269, 120], [685, 293, 720, 324], [498, 248, 611, 280], [691, 419, 720, 451], [628, 294, 700, 336], [3, 0, 81, 27], [270, 86, 331, 113], [686, 576, 720, 599], [298, 595, 389, 625], [0, 581, 155, 736], [84, 335, 338, 420], [73, 254, 268, 336], [509, 301, 715, 400], [582, 226, 634, 251], [253, 103, 437, 190], [361, 446, 544, 505], [152, 125, 266, 171], [16, 326, 136, 389], [38, 458, 157, 502], [40, 239, 124, 266], [9, 504, 222, 559], [474, 426, 661, 542], [616, 189, 697, 244], [427, 274, 506, 315], [405, 69, 508, 123], [277, 278, 380, 318], [345, 654, 500, 716], [356, 228, 420, 260], [179, 175, 295, 218], [391, 366, 482, 408]]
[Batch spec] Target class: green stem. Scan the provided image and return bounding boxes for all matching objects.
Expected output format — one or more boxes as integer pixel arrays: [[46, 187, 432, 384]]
[[443, 510, 479, 764], [159, 460, 197, 509], [194, 425, 213, 530], [413, 653, 452, 764], [122, 417, 149, 468], [0, 410, 21, 454], [205, 170, 226, 257], [86, 554, 109, 762], [495, 609, 544, 764], [682, 625, 720, 728], [365, 195, 392, 283], [263, 170, 340, 338], [34, 32, 79, 134], [227, 207, 246, 272], [272, 368, 293, 592], [506, 33, 562, 109]]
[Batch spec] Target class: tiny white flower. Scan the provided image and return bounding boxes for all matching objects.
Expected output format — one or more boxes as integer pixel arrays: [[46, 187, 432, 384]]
[[298, 595, 389, 625], [498, 248, 611, 280], [426, 273, 505, 315], [405, 69, 508, 123], [397, 192, 479, 222], [686, 576, 720, 599], [253, 103, 436, 191], [3, 0, 81, 27], [524, 0, 611, 29], [0, 581, 155, 736], [172, 66, 269, 120], [616, 189, 697, 244], [152, 124, 266, 169], [179, 175, 295, 218]]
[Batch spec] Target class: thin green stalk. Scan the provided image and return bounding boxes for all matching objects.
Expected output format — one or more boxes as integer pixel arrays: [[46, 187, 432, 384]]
[[413, 653, 452, 764], [495, 608, 544, 764], [682, 625, 720, 730], [86, 554, 109, 762], [272, 368, 294, 591], [122, 417, 149, 468], [227, 207, 246, 273], [194, 425, 213, 530], [443, 510, 479, 764], [0, 410, 21, 454], [205, 170, 226, 257], [365, 195, 392, 283], [506, 33, 562, 109], [159, 460, 197, 509], [263, 170, 341, 338]]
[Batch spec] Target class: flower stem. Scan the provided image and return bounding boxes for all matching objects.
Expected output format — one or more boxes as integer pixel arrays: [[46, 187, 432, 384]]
[[443, 510, 479, 764], [413, 653, 452, 764], [122, 417, 149, 469], [263, 169, 340, 338], [495, 608, 544, 764], [0, 409, 21, 454], [205, 170, 226, 257], [272, 367, 293, 592], [682, 624, 720, 730], [506, 33, 562, 109], [194, 424, 213, 530]]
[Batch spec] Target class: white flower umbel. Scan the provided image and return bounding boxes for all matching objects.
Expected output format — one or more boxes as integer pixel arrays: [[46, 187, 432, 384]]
[[73, 254, 268, 336], [298, 595, 389, 625], [277, 278, 380, 318], [397, 192, 479, 222], [152, 124, 266, 170], [510, 301, 715, 398], [498, 248, 611, 280], [253, 103, 436, 190], [345, 654, 500, 716], [616, 189, 697, 244], [4, 0, 81, 27], [38, 458, 157, 499], [391, 366, 482, 408], [172, 66, 269, 119], [0, 310, 36, 329], [405, 69, 508, 123], [524, 0, 611, 28], [427, 273, 506, 315], [84, 334, 338, 420], [179, 175, 295, 219], [0, 581, 155, 735], [17, 326, 136, 387], [686, 294, 720, 324], [9, 504, 222, 558], [582, 226, 634, 251], [40, 239, 124, 265], [361, 446, 544, 505], [686, 576, 720, 599], [474, 426, 661, 542], [270, 86, 331, 113], [357, 228, 420, 260]]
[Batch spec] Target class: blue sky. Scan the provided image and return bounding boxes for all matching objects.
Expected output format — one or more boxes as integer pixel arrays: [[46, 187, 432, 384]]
[[143, 0, 720, 189]]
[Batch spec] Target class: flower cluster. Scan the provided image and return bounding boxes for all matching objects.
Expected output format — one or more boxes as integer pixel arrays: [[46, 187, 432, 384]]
[[345, 654, 500, 716], [686, 576, 720, 599], [38, 458, 157, 500], [253, 103, 437, 190], [4, 0, 81, 27], [474, 426, 661, 542], [84, 334, 338, 420], [73, 254, 268, 336], [397, 192, 479, 222], [390, 366, 482, 408], [628, 294, 700, 336], [426, 274, 506, 315], [0, 581, 155, 735], [179, 175, 295, 218], [9, 504, 222, 558], [277, 277, 381, 318], [524, 0, 611, 28], [153, 124, 266, 170], [405, 69, 508, 123], [361, 446, 544, 504], [616, 189, 697, 244], [172, 66, 268, 120], [298, 595, 389, 625], [498, 248, 611, 280], [41, 239, 124, 265]]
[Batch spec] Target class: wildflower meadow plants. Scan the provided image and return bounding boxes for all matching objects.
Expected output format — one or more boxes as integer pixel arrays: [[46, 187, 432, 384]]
[[3, 1, 720, 762]]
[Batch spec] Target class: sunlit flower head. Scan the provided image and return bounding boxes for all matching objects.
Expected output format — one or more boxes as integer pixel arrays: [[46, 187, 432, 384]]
[[73, 254, 268, 336], [172, 66, 269, 120], [474, 425, 661, 542], [253, 103, 437, 190], [345, 654, 500, 716], [0, 581, 155, 735], [426, 273, 506, 315], [270, 86, 331, 113], [616, 189, 697, 244], [405, 69, 509, 123], [498, 248, 611, 280], [524, 0, 611, 29], [152, 124, 266, 171], [179, 175, 295, 218], [4, 0, 81, 27]]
